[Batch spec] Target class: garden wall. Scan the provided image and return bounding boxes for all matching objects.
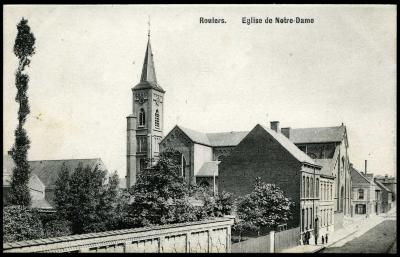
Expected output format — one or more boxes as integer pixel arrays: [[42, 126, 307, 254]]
[[3, 217, 234, 253]]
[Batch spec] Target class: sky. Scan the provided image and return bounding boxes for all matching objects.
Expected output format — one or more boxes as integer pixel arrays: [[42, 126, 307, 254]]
[[3, 5, 396, 178]]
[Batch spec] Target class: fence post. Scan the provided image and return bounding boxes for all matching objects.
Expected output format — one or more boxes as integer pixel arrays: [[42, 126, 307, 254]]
[[270, 231, 275, 253]]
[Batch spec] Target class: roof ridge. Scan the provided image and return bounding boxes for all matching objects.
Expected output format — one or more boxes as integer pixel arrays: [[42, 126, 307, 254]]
[[351, 166, 373, 184], [293, 125, 343, 130], [206, 130, 249, 135]]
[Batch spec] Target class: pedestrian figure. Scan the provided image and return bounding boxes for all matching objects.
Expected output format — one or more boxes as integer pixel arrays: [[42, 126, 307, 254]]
[[325, 233, 328, 244], [314, 235, 318, 245], [322, 235, 325, 244], [306, 231, 310, 245]]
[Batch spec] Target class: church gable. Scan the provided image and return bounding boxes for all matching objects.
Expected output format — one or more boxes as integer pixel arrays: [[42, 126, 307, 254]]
[[160, 126, 193, 150]]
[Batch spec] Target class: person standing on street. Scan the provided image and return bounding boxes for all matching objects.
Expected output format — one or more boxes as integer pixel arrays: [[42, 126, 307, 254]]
[[325, 233, 328, 244]]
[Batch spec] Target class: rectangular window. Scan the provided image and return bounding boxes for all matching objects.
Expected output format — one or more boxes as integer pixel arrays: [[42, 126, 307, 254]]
[[358, 189, 364, 200]]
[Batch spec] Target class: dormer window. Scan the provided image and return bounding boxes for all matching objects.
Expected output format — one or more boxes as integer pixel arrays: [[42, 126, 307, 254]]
[[155, 109, 160, 129], [139, 108, 145, 127]]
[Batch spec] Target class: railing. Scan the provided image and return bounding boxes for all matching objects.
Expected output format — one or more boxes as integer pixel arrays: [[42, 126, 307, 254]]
[[3, 217, 234, 253]]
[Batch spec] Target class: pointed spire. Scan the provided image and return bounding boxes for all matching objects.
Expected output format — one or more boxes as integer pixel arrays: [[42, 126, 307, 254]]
[[140, 37, 157, 84]]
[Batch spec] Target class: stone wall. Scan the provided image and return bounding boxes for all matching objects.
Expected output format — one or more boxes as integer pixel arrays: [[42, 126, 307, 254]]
[[3, 217, 234, 253]]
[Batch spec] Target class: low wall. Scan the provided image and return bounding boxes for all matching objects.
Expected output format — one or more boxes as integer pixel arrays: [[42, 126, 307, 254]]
[[3, 217, 234, 253]]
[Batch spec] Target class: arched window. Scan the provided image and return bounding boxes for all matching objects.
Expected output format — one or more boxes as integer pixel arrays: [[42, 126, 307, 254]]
[[358, 189, 364, 199], [306, 177, 309, 198], [302, 176, 305, 198], [311, 178, 314, 197], [305, 208, 308, 230], [155, 109, 160, 128], [316, 178, 320, 198], [139, 108, 145, 126], [302, 209, 305, 231]]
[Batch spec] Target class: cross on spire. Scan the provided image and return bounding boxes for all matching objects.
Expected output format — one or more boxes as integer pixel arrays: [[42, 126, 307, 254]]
[[147, 15, 151, 38]]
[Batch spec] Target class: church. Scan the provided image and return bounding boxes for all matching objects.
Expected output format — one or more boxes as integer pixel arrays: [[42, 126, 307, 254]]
[[125, 34, 352, 227]]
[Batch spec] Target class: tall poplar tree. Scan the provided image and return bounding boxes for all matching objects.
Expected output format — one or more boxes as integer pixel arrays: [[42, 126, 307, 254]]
[[8, 18, 36, 206]]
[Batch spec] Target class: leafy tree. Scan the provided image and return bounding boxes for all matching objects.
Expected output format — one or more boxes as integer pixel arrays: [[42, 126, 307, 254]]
[[97, 171, 120, 229], [235, 177, 294, 237], [8, 18, 36, 206], [53, 163, 122, 234], [129, 150, 199, 226], [3, 206, 44, 243], [54, 163, 71, 220], [214, 191, 234, 217]]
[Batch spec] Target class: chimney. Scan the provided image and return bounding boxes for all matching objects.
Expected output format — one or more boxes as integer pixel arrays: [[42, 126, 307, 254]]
[[281, 127, 291, 139], [385, 174, 388, 183], [270, 121, 280, 133], [364, 160, 367, 174]]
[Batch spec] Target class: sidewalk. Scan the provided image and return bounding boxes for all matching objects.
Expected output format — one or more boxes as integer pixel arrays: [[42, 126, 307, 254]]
[[281, 208, 395, 253], [281, 244, 325, 253]]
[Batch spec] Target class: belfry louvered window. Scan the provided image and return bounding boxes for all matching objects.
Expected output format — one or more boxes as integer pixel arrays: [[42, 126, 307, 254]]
[[155, 110, 159, 128], [139, 109, 145, 127]]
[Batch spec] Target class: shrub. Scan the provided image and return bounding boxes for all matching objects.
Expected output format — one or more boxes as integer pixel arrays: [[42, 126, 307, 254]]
[[214, 191, 234, 217], [3, 205, 44, 243], [43, 219, 72, 238]]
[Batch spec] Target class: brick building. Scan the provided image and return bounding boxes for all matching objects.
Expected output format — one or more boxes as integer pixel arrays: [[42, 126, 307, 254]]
[[218, 124, 335, 242]]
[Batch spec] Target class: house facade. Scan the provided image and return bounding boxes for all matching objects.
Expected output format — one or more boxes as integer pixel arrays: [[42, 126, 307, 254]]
[[350, 165, 380, 216], [374, 179, 392, 213], [375, 175, 396, 202]]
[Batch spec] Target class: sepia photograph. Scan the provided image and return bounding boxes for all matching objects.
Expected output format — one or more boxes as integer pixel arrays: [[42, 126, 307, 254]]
[[2, 4, 396, 253]]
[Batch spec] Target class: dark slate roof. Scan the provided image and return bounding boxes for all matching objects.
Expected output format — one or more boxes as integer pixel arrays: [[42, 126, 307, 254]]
[[374, 180, 392, 192], [29, 158, 106, 188], [314, 159, 335, 177], [290, 126, 345, 144], [259, 125, 317, 165], [133, 39, 165, 93], [169, 124, 346, 148], [350, 166, 372, 184], [196, 161, 220, 177], [207, 131, 249, 147]]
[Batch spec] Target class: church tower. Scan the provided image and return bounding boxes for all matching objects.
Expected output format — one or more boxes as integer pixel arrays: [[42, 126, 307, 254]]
[[126, 33, 165, 188]]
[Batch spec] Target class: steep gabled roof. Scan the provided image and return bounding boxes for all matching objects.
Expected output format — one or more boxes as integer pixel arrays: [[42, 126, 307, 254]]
[[29, 158, 106, 188], [350, 166, 372, 184], [374, 180, 392, 192], [290, 126, 346, 144], [177, 126, 211, 146], [259, 125, 318, 165]]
